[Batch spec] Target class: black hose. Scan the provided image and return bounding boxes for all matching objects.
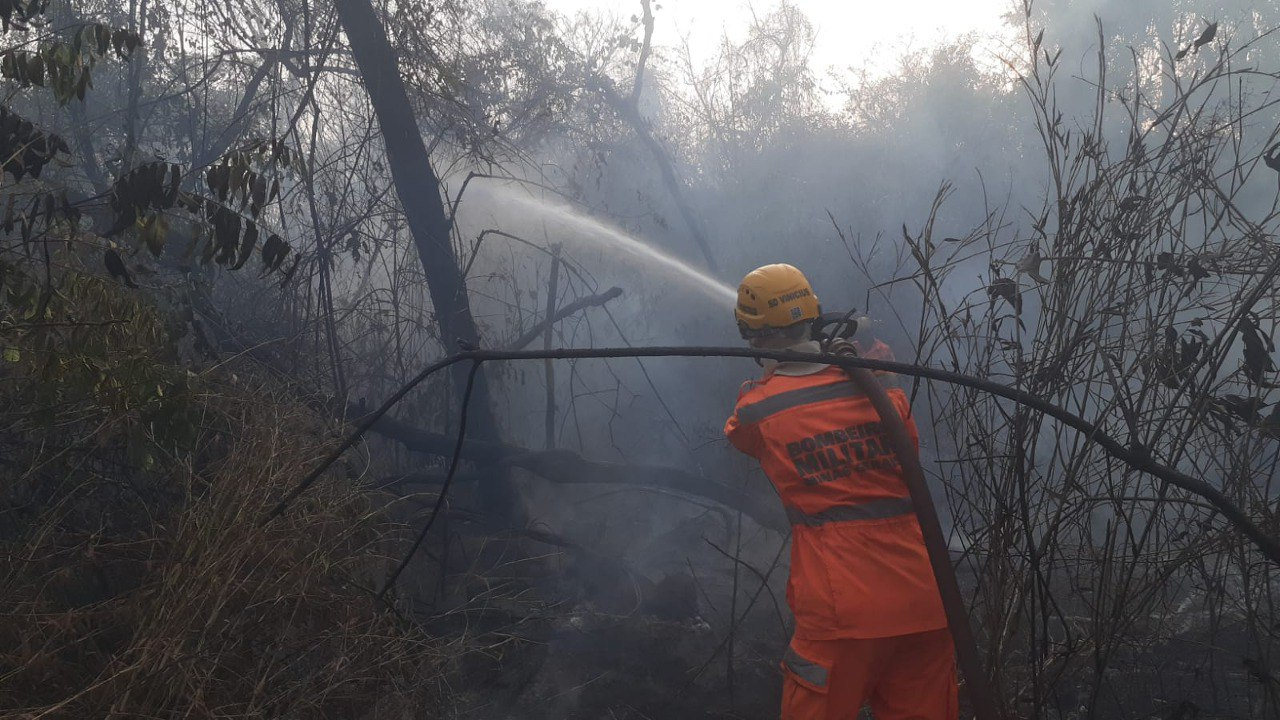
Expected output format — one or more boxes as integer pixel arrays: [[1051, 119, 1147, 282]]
[[259, 346, 1280, 569], [842, 364, 1002, 720]]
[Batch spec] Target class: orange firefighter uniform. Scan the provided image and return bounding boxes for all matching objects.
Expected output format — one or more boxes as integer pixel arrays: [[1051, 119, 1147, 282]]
[[725, 352, 958, 719]]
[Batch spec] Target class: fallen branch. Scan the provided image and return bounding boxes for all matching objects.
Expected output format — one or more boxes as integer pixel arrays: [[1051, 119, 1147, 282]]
[[262, 346, 1280, 568], [362, 413, 786, 532], [505, 448, 785, 531]]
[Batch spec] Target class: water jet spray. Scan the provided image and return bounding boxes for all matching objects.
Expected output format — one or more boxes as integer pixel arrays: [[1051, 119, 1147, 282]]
[[483, 183, 737, 306]]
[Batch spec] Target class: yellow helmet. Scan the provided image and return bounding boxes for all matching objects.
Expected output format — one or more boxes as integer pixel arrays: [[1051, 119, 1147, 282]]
[[734, 263, 821, 336]]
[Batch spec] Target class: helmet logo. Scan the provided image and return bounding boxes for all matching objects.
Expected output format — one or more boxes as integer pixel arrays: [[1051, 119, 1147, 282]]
[[769, 288, 811, 308], [790, 307, 803, 321]]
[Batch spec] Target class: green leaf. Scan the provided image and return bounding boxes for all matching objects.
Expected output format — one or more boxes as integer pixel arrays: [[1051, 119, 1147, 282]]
[[3, 347, 19, 362], [138, 213, 168, 257], [261, 233, 289, 273], [231, 220, 258, 270]]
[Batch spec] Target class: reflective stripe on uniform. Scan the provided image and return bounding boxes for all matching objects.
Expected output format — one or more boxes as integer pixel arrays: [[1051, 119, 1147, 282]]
[[785, 496, 915, 527], [783, 646, 829, 688], [734, 374, 897, 426]]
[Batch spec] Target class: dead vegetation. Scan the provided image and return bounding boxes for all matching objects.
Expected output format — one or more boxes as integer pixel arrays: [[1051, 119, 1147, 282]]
[[0, 257, 449, 718], [835, 8, 1280, 717]]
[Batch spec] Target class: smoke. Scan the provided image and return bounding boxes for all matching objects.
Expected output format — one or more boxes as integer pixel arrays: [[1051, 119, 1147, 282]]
[[167, 0, 1280, 714]]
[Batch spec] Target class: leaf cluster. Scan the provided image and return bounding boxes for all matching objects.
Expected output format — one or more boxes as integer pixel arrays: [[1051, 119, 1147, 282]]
[[2, 263, 194, 438], [204, 142, 289, 217], [1, 187, 77, 247], [1, 23, 142, 104], [1140, 324, 1207, 390], [0, 0, 47, 33], [0, 16, 295, 287], [0, 105, 68, 181], [107, 161, 180, 236], [193, 142, 295, 273], [96, 144, 296, 276]]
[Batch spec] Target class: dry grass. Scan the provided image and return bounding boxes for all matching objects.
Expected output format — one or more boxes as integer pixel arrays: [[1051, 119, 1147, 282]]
[[1, 384, 449, 719], [0, 266, 450, 719]]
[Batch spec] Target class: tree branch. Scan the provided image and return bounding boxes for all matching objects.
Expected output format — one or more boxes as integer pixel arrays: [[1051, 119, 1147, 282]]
[[503, 286, 623, 351], [587, 67, 718, 273], [356, 408, 786, 532], [629, 0, 655, 107], [194, 49, 282, 169]]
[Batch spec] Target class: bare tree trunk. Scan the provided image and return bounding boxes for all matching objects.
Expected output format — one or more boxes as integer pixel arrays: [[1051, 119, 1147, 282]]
[[590, 0, 718, 273], [334, 0, 523, 526], [605, 86, 719, 274], [68, 99, 107, 192], [542, 247, 560, 450], [121, 0, 148, 169]]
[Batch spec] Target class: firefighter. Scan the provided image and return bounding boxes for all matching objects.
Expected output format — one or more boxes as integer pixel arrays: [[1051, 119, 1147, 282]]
[[724, 263, 958, 720]]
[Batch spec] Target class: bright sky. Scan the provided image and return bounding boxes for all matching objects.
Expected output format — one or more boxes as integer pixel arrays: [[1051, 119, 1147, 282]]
[[545, 0, 1017, 78]]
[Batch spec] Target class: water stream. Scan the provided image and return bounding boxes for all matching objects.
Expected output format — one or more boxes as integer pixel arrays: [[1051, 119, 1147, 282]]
[[485, 184, 738, 306]]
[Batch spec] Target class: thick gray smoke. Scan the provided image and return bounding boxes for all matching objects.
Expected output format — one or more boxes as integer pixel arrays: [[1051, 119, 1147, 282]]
[[422, 2, 1280, 716], [16, 0, 1275, 716]]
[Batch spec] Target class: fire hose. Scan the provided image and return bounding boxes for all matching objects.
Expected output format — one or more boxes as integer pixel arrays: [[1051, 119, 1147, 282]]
[[838, 359, 1000, 720], [817, 314, 998, 718]]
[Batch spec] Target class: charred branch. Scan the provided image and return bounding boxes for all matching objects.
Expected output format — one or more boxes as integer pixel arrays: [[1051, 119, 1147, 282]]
[[503, 286, 623, 351], [359, 409, 786, 532]]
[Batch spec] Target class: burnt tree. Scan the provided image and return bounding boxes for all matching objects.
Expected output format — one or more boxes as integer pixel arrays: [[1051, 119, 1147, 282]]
[[333, 0, 522, 526], [592, 0, 718, 273]]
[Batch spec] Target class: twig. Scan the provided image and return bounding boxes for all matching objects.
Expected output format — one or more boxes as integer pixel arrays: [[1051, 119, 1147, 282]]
[[543, 247, 561, 449], [377, 360, 481, 600], [675, 531, 791, 700], [703, 535, 787, 638], [503, 286, 622, 351]]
